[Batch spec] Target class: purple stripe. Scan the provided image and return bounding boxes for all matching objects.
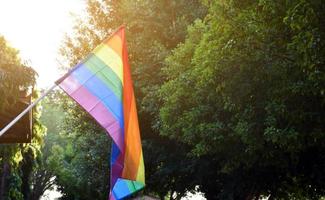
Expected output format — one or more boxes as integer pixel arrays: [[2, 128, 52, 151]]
[[111, 152, 125, 196], [59, 75, 124, 151], [111, 160, 124, 187]]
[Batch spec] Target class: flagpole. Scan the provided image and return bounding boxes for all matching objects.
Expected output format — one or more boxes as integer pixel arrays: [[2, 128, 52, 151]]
[[0, 84, 57, 137]]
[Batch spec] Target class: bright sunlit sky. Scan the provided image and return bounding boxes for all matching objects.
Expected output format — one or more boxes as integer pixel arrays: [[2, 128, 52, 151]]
[[0, 0, 86, 88]]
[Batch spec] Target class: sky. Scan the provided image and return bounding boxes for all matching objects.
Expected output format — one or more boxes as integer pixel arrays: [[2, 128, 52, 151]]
[[0, 0, 86, 88]]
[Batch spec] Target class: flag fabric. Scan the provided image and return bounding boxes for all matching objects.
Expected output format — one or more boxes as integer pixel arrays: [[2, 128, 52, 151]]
[[56, 26, 145, 200]]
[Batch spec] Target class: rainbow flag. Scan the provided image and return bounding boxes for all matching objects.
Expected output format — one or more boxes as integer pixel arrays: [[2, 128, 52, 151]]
[[56, 26, 145, 200]]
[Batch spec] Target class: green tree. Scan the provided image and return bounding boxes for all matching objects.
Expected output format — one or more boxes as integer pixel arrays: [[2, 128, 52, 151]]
[[0, 36, 44, 200], [28, 91, 66, 200], [159, 0, 325, 199], [0, 36, 35, 111], [38, 91, 111, 200]]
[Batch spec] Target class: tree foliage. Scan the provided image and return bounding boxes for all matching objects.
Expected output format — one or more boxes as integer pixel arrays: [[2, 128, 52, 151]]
[[0, 36, 35, 111], [46, 0, 325, 199], [159, 0, 325, 199], [36, 91, 110, 200], [0, 36, 45, 200]]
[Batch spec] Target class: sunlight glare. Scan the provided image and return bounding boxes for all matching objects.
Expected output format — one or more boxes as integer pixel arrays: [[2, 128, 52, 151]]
[[0, 0, 86, 88]]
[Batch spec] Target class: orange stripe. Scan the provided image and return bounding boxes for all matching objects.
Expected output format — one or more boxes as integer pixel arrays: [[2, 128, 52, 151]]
[[104, 32, 123, 59], [122, 96, 142, 179], [120, 27, 142, 180]]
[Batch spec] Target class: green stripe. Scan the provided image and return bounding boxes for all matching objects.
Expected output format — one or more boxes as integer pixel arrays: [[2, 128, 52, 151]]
[[83, 54, 122, 101], [126, 181, 136, 192], [133, 181, 145, 190]]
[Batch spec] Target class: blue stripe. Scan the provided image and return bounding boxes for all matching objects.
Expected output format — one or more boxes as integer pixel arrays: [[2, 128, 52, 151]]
[[71, 64, 124, 127], [111, 142, 120, 165], [113, 179, 132, 199]]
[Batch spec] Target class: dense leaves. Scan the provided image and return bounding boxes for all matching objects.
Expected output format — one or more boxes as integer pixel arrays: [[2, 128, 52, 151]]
[[0, 36, 36, 111], [159, 0, 325, 199], [38, 91, 110, 200], [40, 0, 325, 199], [0, 36, 44, 200]]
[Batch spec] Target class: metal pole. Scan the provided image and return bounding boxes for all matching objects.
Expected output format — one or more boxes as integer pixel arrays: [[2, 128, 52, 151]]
[[0, 84, 57, 137]]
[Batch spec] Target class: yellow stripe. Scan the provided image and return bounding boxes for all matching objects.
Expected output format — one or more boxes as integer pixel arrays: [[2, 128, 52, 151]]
[[136, 152, 145, 184], [93, 43, 123, 84]]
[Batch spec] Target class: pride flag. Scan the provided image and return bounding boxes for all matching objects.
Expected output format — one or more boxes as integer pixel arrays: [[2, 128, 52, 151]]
[[56, 26, 145, 199]]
